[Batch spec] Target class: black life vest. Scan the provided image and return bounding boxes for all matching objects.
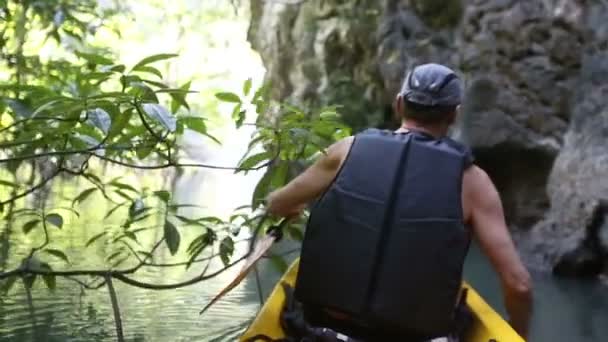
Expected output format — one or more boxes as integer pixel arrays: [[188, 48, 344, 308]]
[[294, 128, 474, 338]]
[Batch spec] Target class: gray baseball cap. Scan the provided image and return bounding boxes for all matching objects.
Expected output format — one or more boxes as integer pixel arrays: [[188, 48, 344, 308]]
[[399, 63, 463, 107]]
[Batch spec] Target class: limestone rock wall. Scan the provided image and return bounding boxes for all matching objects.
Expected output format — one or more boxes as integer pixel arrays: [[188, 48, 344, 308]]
[[248, 0, 608, 277]]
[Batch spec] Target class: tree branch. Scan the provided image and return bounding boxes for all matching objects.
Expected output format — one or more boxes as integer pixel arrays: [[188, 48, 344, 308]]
[[0, 138, 45, 149], [64, 275, 106, 290], [105, 275, 125, 342], [254, 264, 264, 305], [26, 213, 50, 261], [93, 154, 274, 171], [0, 116, 80, 135], [112, 254, 248, 290], [0, 142, 159, 163], [134, 101, 169, 143], [0, 167, 61, 206]]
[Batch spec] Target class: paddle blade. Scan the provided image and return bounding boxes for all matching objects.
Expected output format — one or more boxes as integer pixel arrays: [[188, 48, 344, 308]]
[[200, 233, 277, 315]]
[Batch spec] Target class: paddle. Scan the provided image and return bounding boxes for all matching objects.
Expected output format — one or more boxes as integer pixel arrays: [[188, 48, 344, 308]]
[[199, 217, 287, 315]]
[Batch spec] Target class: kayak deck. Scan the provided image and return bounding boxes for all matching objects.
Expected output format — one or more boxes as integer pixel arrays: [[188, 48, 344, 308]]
[[240, 259, 524, 342]]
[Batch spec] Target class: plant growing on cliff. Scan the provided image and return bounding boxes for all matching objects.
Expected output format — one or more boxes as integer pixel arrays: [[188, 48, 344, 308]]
[[0, 1, 350, 340]]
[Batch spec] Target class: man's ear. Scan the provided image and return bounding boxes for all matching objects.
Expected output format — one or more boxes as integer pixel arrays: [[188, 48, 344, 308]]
[[447, 105, 460, 125]]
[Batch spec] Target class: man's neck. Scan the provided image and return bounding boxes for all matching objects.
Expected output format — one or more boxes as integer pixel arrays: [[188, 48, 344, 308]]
[[397, 120, 448, 139]]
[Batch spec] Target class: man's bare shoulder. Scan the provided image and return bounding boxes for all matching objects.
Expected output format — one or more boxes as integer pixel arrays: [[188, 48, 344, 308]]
[[326, 136, 354, 167], [462, 164, 498, 221], [463, 164, 492, 190]]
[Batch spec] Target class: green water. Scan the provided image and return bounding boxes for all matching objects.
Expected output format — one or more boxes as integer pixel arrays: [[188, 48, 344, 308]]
[[465, 244, 608, 342]]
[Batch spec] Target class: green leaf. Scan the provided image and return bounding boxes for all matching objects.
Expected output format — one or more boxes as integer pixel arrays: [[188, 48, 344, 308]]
[[282, 102, 306, 116], [75, 51, 114, 65], [42, 274, 56, 291], [45, 213, 63, 229], [114, 189, 133, 202], [252, 82, 270, 103], [287, 225, 304, 241], [110, 180, 139, 193], [142, 79, 168, 89], [153, 190, 171, 203], [22, 274, 36, 290], [124, 231, 138, 243], [73, 134, 105, 156], [170, 81, 192, 113], [141, 103, 176, 132], [185, 231, 214, 269], [238, 151, 272, 171], [243, 78, 252, 96], [174, 214, 197, 225], [268, 254, 288, 274], [236, 110, 246, 128], [271, 161, 290, 189], [135, 145, 154, 159], [86, 231, 107, 247], [81, 71, 114, 82], [180, 116, 206, 134], [104, 202, 128, 220], [5, 98, 32, 117], [167, 203, 203, 210], [87, 108, 112, 134], [179, 116, 220, 144], [22, 219, 40, 234], [202, 132, 221, 145], [132, 53, 178, 70], [54, 206, 80, 218], [0, 179, 17, 188], [199, 216, 225, 225], [72, 188, 97, 207], [164, 220, 180, 255], [155, 88, 195, 94], [319, 110, 340, 120], [128, 199, 145, 218], [124, 211, 154, 226], [231, 103, 242, 121], [185, 244, 205, 270], [107, 109, 133, 141], [187, 233, 207, 254], [112, 256, 129, 268], [1, 276, 18, 293], [44, 249, 69, 264], [247, 134, 267, 150], [137, 250, 154, 259], [215, 92, 241, 103], [252, 168, 272, 210], [0, 84, 47, 93], [106, 251, 123, 262], [132, 65, 163, 79], [219, 236, 235, 266], [121, 74, 143, 87], [30, 98, 63, 117], [100, 64, 126, 73], [129, 82, 159, 103]]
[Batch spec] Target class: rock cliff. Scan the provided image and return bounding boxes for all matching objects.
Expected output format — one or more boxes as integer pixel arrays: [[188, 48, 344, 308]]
[[248, 0, 608, 277]]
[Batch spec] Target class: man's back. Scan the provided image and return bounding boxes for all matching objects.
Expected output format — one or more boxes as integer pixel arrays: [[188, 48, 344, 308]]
[[266, 63, 532, 339], [267, 131, 532, 338]]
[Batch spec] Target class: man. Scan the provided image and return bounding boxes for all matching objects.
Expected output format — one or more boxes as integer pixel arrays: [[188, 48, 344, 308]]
[[266, 63, 533, 341]]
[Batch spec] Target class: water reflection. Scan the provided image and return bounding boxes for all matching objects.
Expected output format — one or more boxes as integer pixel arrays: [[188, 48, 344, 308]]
[[465, 244, 608, 342], [0, 120, 272, 342]]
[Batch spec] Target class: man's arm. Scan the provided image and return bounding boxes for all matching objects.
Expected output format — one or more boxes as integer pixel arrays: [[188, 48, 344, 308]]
[[465, 166, 533, 339], [266, 137, 352, 218]]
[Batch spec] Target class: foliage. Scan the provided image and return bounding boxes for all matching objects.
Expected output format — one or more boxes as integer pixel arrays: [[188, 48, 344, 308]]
[[0, 0, 351, 322]]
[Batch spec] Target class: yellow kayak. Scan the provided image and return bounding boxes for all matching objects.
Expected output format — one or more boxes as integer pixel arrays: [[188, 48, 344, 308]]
[[241, 259, 524, 342]]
